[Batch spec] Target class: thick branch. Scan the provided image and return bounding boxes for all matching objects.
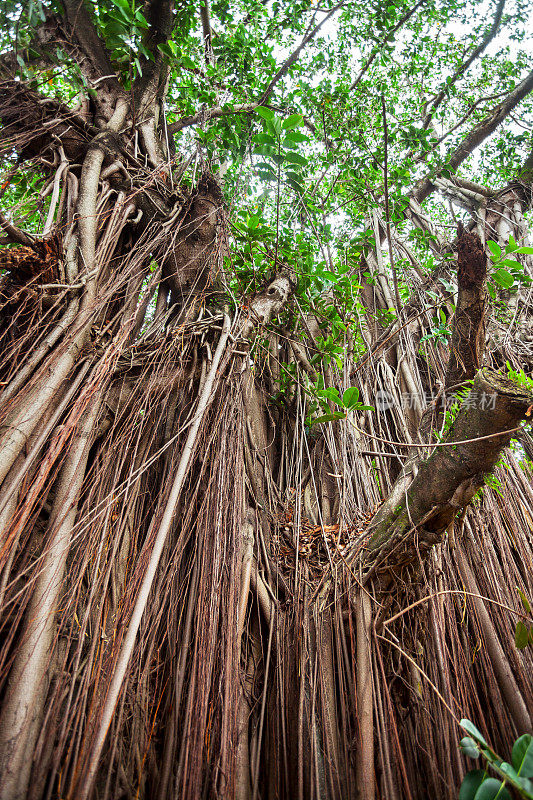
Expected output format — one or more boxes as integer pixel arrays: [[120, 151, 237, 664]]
[[200, 0, 215, 66], [414, 68, 533, 204], [0, 213, 35, 246], [134, 0, 175, 109], [364, 369, 533, 574], [59, 0, 123, 119], [167, 103, 260, 135], [422, 0, 505, 128], [445, 223, 487, 391]]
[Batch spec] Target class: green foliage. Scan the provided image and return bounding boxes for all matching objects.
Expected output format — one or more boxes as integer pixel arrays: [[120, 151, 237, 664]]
[[251, 107, 307, 194], [97, 0, 152, 81], [486, 237, 533, 296], [459, 720, 533, 800], [306, 385, 374, 426], [420, 308, 451, 345], [434, 383, 473, 442], [4, 0, 532, 341], [514, 589, 533, 650], [506, 362, 533, 393]]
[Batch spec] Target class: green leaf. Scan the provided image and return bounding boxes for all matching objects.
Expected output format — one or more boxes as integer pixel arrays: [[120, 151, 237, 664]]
[[499, 762, 520, 782], [492, 269, 515, 289], [256, 106, 275, 122], [342, 387, 360, 408], [111, 0, 133, 21], [181, 55, 196, 69], [284, 131, 309, 144], [312, 412, 347, 425], [286, 177, 304, 193], [461, 737, 481, 759], [246, 214, 261, 230], [285, 170, 303, 182], [254, 161, 276, 174], [282, 113, 304, 130], [460, 720, 488, 746], [459, 771, 486, 800], [487, 241, 502, 260], [158, 43, 176, 59], [253, 133, 276, 146], [134, 9, 149, 27], [518, 776, 533, 796], [315, 388, 342, 404], [473, 778, 510, 800], [499, 259, 522, 269], [517, 588, 532, 614], [515, 621, 530, 649], [284, 151, 308, 166], [513, 246, 533, 255], [506, 234, 517, 252]]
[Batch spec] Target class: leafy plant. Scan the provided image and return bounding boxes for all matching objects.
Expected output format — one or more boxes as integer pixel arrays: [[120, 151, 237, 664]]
[[506, 362, 533, 393], [486, 236, 533, 296], [459, 719, 533, 800], [252, 107, 308, 194], [420, 308, 452, 345], [434, 383, 473, 442], [514, 589, 533, 650], [307, 386, 374, 426]]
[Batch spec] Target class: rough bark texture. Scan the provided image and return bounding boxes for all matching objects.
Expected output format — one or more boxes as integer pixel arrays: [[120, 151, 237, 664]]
[[366, 369, 533, 571], [445, 224, 487, 392]]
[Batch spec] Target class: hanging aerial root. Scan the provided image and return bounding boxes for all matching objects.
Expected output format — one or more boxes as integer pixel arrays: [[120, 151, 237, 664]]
[[74, 314, 232, 800]]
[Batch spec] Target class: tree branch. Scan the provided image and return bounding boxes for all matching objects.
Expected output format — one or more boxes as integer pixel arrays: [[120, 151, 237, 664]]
[[422, 0, 505, 129], [167, 4, 342, 137], [0, 211, 35, 246], [135, 0, 176, 95], [258, 4, 341, 107], [363, 369, 533, 577], [414, 67, 533, 204], [200, 0, 215, 66], [445, 223, 487, 392], [350, 0, 426, 92], [59, 0, 123, 119]]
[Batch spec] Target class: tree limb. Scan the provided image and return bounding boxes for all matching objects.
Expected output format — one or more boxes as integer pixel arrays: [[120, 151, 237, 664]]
[[59, 0, 123, 120], [422, 0, 506, 129], [445, 223, 487, 392], [414, 67, 533, 204], [258, 4, 342, 107], [363, 369, 533, 577], [350, 0, 426, 92]]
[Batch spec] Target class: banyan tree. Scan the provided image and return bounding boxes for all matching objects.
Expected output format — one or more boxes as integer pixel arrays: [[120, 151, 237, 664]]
[[0, 0, 532, 797]]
